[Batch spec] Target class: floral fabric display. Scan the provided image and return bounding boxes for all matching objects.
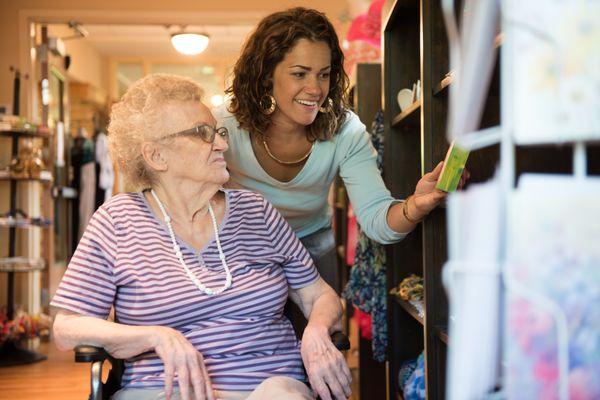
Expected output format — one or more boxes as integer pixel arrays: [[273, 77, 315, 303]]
[[506, 179, 600, 400], [0, 308, 50, 344]]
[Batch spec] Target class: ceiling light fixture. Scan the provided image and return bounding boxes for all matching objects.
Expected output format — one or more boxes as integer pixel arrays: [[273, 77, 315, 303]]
[[171, 32, 210, 55]]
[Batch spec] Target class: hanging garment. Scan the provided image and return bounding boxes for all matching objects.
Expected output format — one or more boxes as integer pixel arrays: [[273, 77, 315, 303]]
[[71, 135, 96, 241], [343, 110, 388, 362], [94, 132, 114, 205], [353, 307, 373, 340], [346, 205, 357, 266]]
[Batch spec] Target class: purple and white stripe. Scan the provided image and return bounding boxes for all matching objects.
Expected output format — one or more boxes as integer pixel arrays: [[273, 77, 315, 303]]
[[51, 189, 319, 391]]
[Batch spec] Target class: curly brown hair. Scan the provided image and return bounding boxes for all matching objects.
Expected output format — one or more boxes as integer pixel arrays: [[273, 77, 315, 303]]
[[226, 7, 349, 141]]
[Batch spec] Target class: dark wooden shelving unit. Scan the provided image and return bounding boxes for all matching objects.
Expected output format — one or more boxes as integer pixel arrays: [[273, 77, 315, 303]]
[[433, 325, 448, 345], [382, 1, 425, 398], [433, 74, 453, 96], [353, 63, 388, 400], [391, 100, 421, 128], [395, 297, 424, 325], [432, 33, 502, 97], [337, 63, 389, 400], [382, 0, 502, 398]]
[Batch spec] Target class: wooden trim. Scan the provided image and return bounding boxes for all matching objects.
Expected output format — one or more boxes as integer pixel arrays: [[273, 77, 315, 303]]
[[395, 297, 424, 325], [434, 325, 448, 345], [391, 100, 421, 128]]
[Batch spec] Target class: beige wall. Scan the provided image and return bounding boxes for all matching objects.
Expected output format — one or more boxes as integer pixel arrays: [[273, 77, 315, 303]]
[[47, 25, 107, 95], [0, 0, 349, 120]]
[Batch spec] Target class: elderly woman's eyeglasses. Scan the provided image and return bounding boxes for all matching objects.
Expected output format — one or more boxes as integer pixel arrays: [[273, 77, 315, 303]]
[[163, 124, 229, 143]]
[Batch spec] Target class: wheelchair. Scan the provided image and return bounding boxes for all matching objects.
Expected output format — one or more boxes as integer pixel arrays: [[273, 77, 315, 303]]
[[75, 331, 350, 400]]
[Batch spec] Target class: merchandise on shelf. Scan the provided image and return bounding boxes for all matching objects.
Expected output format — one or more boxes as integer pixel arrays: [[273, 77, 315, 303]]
[[7, 142, 47, 179], [0, 115, 49, 135], [0, 257, 45, 272], [403, 351, 426, 400], [390, 274, 424, 301], [0, 307, 51, 344], [0, 209, 52, 227]]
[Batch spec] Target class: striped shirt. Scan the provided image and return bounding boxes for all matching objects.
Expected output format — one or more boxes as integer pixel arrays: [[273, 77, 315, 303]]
[[51, 189, 319, 391]]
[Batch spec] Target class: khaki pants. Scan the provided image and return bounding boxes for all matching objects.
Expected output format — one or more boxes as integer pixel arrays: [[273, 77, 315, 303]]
[[111, 376, 313, 400]]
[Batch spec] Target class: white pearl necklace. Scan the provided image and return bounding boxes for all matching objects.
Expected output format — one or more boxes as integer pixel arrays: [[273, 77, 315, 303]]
[[150, 190, 232, 296]]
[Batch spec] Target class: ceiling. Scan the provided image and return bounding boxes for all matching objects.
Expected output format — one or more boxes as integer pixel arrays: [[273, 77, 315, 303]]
[[58, 23, 256, 60]]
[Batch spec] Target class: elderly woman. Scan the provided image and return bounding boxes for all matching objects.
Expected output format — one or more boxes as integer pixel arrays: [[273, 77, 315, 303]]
[[51, 74, 350, 400]]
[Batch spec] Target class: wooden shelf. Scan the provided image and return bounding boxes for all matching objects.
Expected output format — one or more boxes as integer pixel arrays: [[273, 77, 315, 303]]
[[433, 325, 448, 345], [391, 100, 421, 128], [0, 220, 52, 228], [395, 297, 424, 325], [0, 257, 45, 272], [433, 74, 453, 96], [0, 171, 53, 182], [0, 128, 51, 138], [432, 33, 502, 97], [0, 176, 53, 183]]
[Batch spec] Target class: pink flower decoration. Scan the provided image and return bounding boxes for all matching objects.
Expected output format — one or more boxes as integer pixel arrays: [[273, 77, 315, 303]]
[[346, 0, 385, 48]]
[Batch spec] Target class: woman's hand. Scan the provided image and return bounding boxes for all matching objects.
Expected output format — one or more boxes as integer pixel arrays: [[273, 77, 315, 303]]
[[301, 324, 352, 400], [53, 311, 213, 399], [411, 161, 470, 219], [387, 162, 470, 233], [411, 162, 447, 218], [150, 326, 214, 400]]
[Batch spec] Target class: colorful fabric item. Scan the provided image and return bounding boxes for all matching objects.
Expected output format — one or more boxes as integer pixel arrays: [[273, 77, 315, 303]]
[[352, 307, 373, 340], [343, 110, 388, 361], [345, 206, 357, 267], [51, 189, 319, 392], [404, 352, 426, 400], [398, 357, 418, 392]]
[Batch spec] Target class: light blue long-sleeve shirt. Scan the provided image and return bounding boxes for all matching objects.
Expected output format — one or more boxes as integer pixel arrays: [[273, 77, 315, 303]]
[[214, 105, 406, 244]]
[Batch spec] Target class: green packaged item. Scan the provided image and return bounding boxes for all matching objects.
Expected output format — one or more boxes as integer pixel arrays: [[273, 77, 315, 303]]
[[436, 141, 470, 192]]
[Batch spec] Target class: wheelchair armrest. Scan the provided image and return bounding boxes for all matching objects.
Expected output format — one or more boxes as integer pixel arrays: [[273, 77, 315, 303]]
[[73, 334, 350, 360], [330, 331, 350, 351], [74, 345, 111, 363]]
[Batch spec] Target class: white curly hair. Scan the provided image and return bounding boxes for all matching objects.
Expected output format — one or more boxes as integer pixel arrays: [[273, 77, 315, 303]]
[[107, 73, 204, 190]]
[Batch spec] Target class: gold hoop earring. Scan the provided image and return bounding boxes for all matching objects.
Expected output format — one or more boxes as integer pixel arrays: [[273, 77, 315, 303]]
[[319, 98, 334, 113], [260, 95, 276, 115]]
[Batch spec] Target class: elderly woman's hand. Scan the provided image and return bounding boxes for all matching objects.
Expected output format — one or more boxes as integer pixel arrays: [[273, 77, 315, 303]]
[[301, 323, 352, 400], [150, 326, 214, 400]]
